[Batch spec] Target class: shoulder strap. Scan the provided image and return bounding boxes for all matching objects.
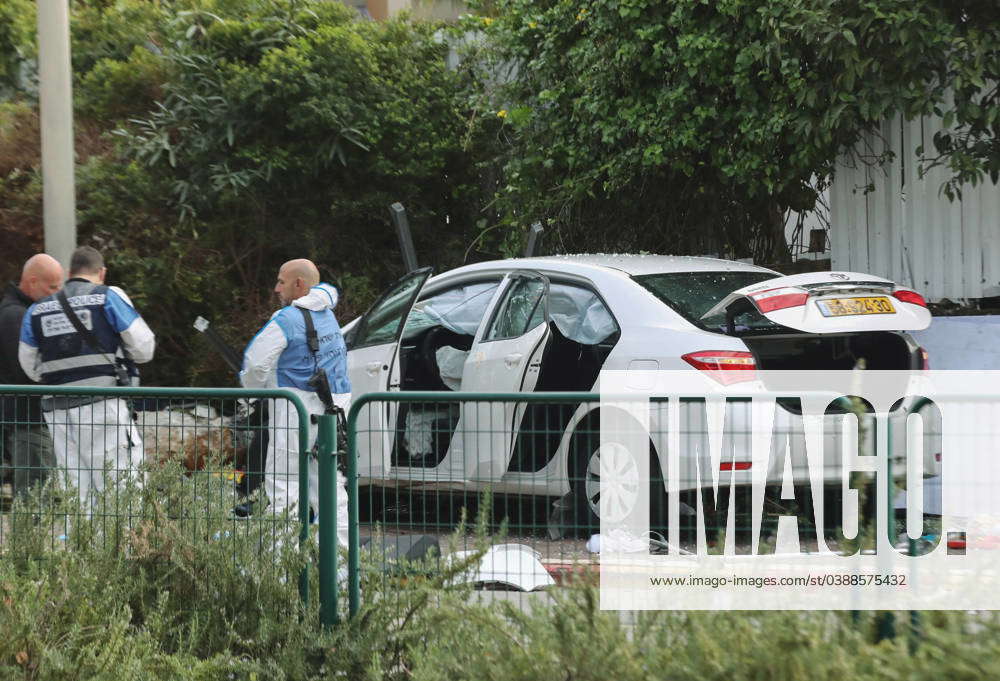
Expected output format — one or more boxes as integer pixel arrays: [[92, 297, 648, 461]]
[[298, 307, 319, 356], [57, 289, 114, 358], [298, 306, 336, 413]]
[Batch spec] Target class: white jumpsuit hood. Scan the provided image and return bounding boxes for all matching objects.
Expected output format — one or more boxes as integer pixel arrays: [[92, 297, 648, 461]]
[[292, 284, 339, 312]]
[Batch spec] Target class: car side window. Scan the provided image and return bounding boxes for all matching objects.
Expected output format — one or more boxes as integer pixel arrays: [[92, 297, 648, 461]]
[[547, 283, 619, 344], [485, 277, 547, 341], [402, 280, 501, 340], [351, 269, 431, 348]]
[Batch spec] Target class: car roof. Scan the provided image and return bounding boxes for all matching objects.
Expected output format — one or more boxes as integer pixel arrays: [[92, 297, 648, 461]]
[[440, 253, 779, 279]]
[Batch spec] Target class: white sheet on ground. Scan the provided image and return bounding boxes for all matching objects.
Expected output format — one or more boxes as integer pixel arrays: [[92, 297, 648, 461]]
[[449, 543, 556, 591]]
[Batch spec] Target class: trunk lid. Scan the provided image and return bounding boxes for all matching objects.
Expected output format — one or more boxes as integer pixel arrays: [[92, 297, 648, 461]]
[[699, 271, 931, 334]]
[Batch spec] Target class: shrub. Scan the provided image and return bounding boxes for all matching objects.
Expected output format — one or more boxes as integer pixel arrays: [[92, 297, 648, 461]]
[[3, 464, 1000, 680]]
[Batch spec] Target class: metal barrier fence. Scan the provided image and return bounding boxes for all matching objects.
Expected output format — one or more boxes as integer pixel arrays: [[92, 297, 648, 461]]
[[344, 391, 944, 625], [345, 391, 603, 619], [0, 385, 317, 605], [0, 384, 946, 636]]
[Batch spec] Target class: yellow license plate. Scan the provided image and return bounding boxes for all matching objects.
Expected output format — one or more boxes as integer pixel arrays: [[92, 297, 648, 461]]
[[816, 296, 895, 317]]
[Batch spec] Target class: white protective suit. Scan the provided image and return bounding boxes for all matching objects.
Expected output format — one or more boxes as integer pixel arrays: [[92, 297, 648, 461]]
[[19, 285, 155, 510], [240, 283, 350, 548]]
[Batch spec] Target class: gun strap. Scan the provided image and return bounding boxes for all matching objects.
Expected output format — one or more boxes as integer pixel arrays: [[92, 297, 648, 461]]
[[56, 289, 118, 367], [298, 307, 320, 358]]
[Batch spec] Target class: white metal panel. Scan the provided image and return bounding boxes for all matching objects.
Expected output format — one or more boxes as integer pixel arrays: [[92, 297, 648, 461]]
[[887, 115, 906, 285], [831, 112, 1000, 301], [983, 180, 1000, 296]]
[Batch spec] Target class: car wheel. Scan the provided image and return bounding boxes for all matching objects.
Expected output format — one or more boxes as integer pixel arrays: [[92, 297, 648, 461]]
[[569, 426, 666, 537]]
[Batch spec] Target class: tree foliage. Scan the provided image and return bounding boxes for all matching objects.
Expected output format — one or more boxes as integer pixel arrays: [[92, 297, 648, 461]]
[[0, 0, 34, 96], [1, 0, 485, 385], [475, 0, 1000, 260], [1, 0, 999, 385]]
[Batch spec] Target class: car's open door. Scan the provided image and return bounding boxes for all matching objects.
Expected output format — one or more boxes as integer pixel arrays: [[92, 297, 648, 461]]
[[699, 271, 931, 333], [459, 271, 551, 481], [346, 267, 433, 478]]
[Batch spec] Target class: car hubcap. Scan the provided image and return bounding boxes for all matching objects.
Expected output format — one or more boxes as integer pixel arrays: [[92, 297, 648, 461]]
[[584, 443, 639, 523]]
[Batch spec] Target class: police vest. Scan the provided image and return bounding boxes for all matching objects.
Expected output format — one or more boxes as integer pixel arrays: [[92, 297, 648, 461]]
[[272, 305, 350, 394], [29, 280, 139, 386]]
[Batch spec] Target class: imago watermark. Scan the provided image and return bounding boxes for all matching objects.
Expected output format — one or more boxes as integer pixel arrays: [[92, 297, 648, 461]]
[[597, 370, 1000, 610]]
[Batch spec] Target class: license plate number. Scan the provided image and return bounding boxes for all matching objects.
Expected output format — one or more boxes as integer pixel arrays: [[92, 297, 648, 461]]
[[816, 296, 895, 317]]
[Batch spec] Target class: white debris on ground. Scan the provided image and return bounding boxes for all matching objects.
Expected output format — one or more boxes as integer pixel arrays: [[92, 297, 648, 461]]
[[448, 543, 556, 591]]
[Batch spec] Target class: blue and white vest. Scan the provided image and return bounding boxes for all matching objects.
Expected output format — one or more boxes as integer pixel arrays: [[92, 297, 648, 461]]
[[24, 279, 140, 386], [269, 306, 350, 394]]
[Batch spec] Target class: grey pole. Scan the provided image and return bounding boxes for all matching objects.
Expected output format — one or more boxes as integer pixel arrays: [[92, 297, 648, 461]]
[[388, 202, 419, 274], [37, 0, 77, 268]]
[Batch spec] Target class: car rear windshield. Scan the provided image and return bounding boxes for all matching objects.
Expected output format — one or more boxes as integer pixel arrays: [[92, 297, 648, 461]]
[[633, 271, 778, 332]]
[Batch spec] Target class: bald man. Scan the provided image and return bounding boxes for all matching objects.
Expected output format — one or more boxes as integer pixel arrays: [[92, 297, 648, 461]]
[[0, 254, 63, 497], [239, 259, 351, 546]]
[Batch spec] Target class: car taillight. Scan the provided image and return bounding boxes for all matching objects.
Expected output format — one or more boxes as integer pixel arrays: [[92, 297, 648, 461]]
[[720, 461, 752, 471], [749, 287, 809, 313], [893, 289, 927, 307], [682, 351, 757, 385]]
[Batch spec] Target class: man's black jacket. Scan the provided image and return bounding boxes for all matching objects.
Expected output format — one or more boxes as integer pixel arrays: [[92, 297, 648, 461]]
[[0, 282, 42, 423]]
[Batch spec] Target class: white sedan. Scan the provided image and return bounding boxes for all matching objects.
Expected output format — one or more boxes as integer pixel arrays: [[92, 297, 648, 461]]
[[343, 254, 935, 529]]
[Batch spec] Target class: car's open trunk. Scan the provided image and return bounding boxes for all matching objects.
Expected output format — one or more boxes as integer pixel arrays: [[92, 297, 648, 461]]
[[742, 331, 918, 371]]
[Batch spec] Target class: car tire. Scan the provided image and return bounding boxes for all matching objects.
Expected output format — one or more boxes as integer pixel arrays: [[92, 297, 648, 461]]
[[568, 425, 667, 537]]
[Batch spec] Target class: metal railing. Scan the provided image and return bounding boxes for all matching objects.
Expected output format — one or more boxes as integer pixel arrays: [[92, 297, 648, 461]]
[[344, 391, 636, 619], [0, 385, 315, 604], [342, 391, 945, 624], [1, 384, 948, 635]]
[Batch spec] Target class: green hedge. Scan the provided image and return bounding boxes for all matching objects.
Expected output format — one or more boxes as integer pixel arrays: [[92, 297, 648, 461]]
[[1, 0, 487, 387], [2, 468, 999, 680]]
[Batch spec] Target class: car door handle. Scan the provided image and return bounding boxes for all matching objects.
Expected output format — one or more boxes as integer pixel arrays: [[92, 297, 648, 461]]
[[365, 361, 383, 375], [504, 353, 523, 368]]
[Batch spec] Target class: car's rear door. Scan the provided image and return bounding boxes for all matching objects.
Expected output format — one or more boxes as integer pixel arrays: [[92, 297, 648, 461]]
[[459, 271, 550, 481], [699, 271, 931, 333], [345, 267, 432, 478]]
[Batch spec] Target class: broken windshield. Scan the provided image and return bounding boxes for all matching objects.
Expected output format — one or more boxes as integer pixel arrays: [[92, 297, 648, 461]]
[[633, 271, 780, 333]]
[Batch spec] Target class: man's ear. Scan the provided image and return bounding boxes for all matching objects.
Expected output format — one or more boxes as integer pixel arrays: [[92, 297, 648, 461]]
[[98, 267, 107, 284]]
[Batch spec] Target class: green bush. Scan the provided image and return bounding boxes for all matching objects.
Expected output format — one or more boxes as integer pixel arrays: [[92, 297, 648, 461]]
[[3, 0, 489, 387], [3, 463, 1000, 680], [469, 0, 1000, 261], [78, 46, 169, 120], [64, 0, 486, 386], [0, 0, 34, 96]]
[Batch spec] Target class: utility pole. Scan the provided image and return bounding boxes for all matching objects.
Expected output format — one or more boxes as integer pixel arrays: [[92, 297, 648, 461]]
[[36, 0, 76, 268]]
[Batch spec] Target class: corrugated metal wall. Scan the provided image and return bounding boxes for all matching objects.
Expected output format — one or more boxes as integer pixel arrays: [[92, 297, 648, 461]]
[[830, 114, 1000, 300]]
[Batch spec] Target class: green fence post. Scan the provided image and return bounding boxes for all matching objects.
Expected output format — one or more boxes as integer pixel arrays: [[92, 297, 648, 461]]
[[878, 405, 897, 642], [904, 397, 931, 652], [317, 413, 338, 628], [347, 397, 363, 618], [908, 537, 921, 652]]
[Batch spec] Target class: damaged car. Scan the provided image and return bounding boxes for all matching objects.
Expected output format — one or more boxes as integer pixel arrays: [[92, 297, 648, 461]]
[[344, 254, 936, 530]]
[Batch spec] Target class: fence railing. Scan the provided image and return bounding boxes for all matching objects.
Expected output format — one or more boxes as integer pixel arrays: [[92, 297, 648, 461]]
[[2, 384, 944, 637], [343, 390, 944, 624], [345, 391, 606, 619], [0, 385, 315, 604]]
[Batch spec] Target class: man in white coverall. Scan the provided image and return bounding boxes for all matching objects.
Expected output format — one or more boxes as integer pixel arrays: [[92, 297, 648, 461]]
[[240, 259, 350, 547], [18, 246, 155, 508]]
